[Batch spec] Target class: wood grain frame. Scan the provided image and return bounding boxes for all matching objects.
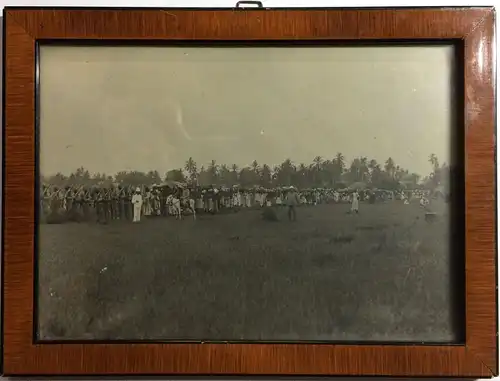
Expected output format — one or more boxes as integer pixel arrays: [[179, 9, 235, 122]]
[[2, 6, 497, 377]]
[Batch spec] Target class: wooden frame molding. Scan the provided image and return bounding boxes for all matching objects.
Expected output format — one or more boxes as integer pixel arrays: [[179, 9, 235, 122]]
[[2, 7, 497, 377]]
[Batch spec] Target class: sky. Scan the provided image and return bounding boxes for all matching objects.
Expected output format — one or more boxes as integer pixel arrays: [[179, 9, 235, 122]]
[[39, 44, 454, 178]]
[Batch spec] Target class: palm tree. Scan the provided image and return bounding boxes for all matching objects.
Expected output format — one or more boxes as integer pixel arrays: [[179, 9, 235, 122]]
[[296, 163, 308, 188], [185, 157, 197, 183], [198, 165, 210, 186], [370, 163, 383, 186], [429, 153, 439, 171], [251, 160, 260, 175], [335, 152, 345, 172], [279, 159, 295, 186], [272, 165, 281, 182], [298, 163, 307, 174], [332, 152, 345, 185], [322, 159, 335, 186], [219, 164, 230, 185], [208, 159, 218, 184], [349, 158, 362, 183], [367, 159, 378, 183], [359, 157, 369, 182], [312, 156, 323, 185], [312, 156, 323, 170], [230, 164, 239, 185], [260, 164, 272, 187], [384, 157, 396, 178]]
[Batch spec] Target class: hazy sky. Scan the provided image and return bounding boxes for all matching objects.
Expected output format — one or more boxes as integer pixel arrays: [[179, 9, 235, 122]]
[[39, 45, 453, 177]]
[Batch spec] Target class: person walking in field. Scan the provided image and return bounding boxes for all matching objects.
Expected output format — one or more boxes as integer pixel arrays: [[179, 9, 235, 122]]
[[132, 187, 143, 223], [285, 186, 300, 221], [351, 191, 359, 214]]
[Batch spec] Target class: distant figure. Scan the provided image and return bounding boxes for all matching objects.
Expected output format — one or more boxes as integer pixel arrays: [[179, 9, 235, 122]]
[[132, 187, 143, 223], [420, 196, 429, 208], [275, 193, 282, 206], [368, 191, 376, 204], [300, 193, 307, 205], [351, 191, 359, 214], [143, 188, 152, 216], [232, 191, 242, 208], [285, 187, 300, 221], [333, 191, 340, 203]]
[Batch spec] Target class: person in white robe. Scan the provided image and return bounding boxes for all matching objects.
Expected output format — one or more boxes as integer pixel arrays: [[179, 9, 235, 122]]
[[260, 193, 267, 207], [351, 191, 359, 213], [132, 187, 143, 222], [275, 193, 282, 206]]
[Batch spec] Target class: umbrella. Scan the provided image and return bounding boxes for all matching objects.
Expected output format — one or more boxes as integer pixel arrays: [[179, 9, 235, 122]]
[[348, 182, 367, 190], [398, 181, 408, 189], [161, 180, 186, 188]]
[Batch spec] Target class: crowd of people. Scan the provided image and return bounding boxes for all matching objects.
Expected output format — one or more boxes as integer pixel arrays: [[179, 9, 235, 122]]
[[40, 182, 434, 224]]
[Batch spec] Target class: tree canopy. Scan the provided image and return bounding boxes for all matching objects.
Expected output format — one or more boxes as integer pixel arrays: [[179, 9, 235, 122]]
[[42, 153, 449, 191]]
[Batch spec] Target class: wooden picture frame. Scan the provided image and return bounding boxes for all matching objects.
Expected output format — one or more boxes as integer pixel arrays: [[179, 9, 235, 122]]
[[2, 6, 497, 377]]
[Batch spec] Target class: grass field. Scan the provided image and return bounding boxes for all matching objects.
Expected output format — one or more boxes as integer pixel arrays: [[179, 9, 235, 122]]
[[37, 201, 458, 343]]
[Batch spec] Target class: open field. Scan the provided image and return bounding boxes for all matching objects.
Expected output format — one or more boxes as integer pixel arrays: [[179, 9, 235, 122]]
[[37, 201, 458, 342]]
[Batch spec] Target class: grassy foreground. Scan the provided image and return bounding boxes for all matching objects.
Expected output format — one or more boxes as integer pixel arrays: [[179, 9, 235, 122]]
[[37, 201, 456, 342]]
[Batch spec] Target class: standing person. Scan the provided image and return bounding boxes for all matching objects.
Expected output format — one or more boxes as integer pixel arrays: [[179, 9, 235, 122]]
[[143, 187, 152, 217], [48, 187, 61, 221], [96, 187, 106, 224], [80, 187, 89, 220], [150, 187, 159, 216], [126, 186, 134, 220], [203, 189, 210, 213], [103, 186, 112, 223], [233, 189, 242, 210], [300, 192, 307, 205], [111, 185, 120, 220], [245, 191, 252, 208], [118, 185, 127, 220], [132, 187, 143, 223], [351, 190, 360, 214], [64, 186, 74, 220], [74, 187, 85, 221], [194, 187, 203, 213], [214, 187, 221, 213], [285, 186, 300, 222], [275, 191, 282, 207]]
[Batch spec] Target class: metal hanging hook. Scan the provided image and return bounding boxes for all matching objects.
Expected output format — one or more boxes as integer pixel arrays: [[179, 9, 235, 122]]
[[235, 1, 264, 8]]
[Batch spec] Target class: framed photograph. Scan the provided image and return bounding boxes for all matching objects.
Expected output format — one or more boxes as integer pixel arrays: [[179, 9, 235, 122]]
[[2, 5, 497, 377]]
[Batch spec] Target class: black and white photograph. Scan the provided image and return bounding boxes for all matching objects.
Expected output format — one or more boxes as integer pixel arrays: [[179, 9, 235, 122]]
[[38, 44, 457, 342]]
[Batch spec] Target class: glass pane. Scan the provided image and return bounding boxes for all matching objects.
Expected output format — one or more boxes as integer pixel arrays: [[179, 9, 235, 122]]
[[37, 44, 461, 343]]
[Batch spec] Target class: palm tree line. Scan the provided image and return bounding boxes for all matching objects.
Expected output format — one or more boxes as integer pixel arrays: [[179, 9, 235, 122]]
[[43, 153, 449, 190]]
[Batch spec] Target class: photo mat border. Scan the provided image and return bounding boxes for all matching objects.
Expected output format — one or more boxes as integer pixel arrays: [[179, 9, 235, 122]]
[[2, 6, 497, 377]]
